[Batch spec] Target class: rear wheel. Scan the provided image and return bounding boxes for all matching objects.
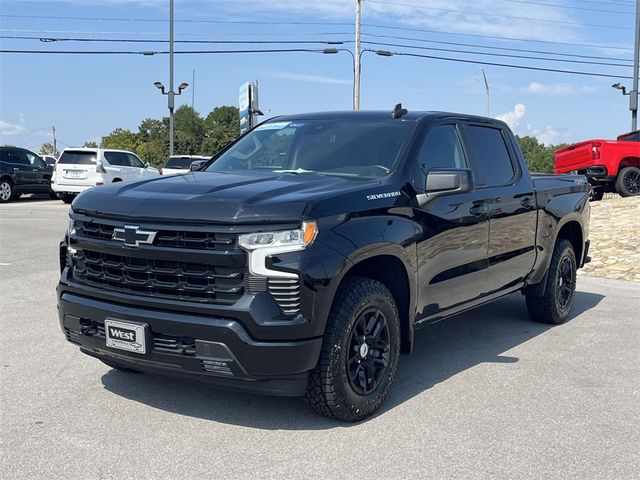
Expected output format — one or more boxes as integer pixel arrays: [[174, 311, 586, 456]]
[[0, 179, 13, 203], [615, 167, 640, 197], [526, 238, 577, 324], [306, 277, 400, 422], [49, 190, 59, 200]]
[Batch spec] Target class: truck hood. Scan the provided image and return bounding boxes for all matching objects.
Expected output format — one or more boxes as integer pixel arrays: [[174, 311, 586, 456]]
[[72, 171, 378, 224]]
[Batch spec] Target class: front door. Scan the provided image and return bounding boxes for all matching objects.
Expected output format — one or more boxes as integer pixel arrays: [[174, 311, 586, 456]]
[[412, 123, 489, 320]]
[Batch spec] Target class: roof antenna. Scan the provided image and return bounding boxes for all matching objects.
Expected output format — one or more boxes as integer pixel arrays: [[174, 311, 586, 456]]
[[391, 103, 408, 119]]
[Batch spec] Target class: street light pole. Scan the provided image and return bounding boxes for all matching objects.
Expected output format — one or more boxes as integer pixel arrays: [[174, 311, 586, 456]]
[[168, 0, 175, 156], [354, 0, 362, 111], [631, 0, 639, 131]]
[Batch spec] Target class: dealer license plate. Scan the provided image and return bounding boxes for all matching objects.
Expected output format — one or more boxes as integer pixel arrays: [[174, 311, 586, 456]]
[[105, 319, 147, 354]]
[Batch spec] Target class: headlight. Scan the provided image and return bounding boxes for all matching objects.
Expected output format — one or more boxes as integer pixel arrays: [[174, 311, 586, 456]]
[[238, 221, 318, 279], [67, 217, 76, 236], [238, 221, 317, 251]]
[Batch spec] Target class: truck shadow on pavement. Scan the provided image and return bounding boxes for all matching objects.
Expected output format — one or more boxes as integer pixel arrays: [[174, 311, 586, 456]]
[[101, 290, 603, 430]]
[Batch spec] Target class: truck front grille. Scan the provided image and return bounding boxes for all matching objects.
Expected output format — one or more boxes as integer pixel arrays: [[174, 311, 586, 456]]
[[73, 250, 245, 304], [75, 219, 237, 251]]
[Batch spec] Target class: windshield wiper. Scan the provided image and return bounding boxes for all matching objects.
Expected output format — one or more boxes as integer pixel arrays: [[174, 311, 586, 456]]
[[272, 168, 316, 174]]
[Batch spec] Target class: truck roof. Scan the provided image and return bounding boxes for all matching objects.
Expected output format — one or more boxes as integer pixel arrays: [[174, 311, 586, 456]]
[[270, 110, 508, 128]]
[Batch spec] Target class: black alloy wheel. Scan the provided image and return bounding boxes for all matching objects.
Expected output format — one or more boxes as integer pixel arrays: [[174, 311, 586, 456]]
[[346, 307, 391, 395]]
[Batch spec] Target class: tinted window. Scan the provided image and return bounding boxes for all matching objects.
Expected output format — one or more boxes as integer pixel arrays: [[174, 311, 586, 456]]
[[618, 132, 640, 142], [165, 156, 208, 169], [0, 150, 28, 165], [414, 125, 466, 190], [59, 151, 97, 164], [103, 152, 129, 166], [24, 151, 46, 168], [465, 126, 515, 186], [206, 120, 414, 178]]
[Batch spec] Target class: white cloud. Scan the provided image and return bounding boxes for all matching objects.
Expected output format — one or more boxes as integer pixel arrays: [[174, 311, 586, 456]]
[[0, 120, 28, 136], [267, 72, 352, 85], [495, 104, 569, 145], [496, 103, 526, 130], [523, 82, 599, 96]]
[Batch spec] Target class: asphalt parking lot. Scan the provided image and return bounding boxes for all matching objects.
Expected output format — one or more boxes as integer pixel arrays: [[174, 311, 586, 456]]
[[1, 196, 639, 479]]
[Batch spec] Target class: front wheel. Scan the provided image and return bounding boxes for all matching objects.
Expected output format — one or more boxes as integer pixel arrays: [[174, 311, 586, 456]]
[[306, 277, 400, 422], [526, 238, 577, 324], [615, 167, 640, 197], [0, 179, 14, 203]]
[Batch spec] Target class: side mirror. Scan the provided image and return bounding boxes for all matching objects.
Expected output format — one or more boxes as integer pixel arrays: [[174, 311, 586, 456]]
[[417, 168, 474, 206], [190, 160, 207, 172]]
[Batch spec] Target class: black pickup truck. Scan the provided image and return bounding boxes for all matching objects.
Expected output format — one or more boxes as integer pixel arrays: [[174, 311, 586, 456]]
[[58, 109, 590, 421]]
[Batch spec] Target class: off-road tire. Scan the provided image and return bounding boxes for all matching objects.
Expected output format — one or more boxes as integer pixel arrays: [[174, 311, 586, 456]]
[[589, 188, 604, 202], [0, 179, 14, 203], [615, 167, 640, 197], [526, 238, 577, 324], [306, 277, 401, 422]]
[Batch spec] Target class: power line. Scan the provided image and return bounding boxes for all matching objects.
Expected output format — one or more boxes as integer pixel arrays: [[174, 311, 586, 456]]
[[362, 33, 632, 63], [362, 40, 632, 67], [1, 35, 352, 46], [3, 33, 629, 63], [0, 14, 352, 26], [380, 50, 633, 79], [476, 0, 631, 14], [363, 23, 634, 51], [0, 29, 354, 37], [0, 46, 632, 79], [366, 0, 632, 29]]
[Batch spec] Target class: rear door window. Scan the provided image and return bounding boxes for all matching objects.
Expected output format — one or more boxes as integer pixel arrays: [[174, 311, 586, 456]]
[[463, 126, 517, 187], [1, 150, 28, 165], [103, 152, 129, 166], [165, 157, 200, 169], [58, 151, 97, 164]]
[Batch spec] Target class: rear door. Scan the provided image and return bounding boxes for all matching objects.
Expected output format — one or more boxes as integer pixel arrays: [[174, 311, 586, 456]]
[[57, 151, 98, 187], [413, 122, 489, 318], [103, 152, 133, 180], [460, 123, 537, 294]]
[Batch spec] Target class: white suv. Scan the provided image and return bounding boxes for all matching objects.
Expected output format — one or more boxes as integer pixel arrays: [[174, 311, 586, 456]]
[[52, 148, 159, 203]]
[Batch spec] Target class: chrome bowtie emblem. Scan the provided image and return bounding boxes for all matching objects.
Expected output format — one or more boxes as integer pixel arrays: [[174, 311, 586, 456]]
[[112, 225, 157, 247]]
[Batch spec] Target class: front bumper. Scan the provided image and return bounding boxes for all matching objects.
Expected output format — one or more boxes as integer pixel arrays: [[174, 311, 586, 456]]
[[58, 290, 323, 396]]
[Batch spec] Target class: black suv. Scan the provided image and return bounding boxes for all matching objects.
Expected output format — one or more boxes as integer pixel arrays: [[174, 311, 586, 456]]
[[0, 146, 55, 202], [58, 110, 590, 421]]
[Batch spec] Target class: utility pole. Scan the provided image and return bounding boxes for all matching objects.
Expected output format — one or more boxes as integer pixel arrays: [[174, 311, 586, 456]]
[[354, 0, 362, 111], [168, 0, 175, 156], [52, 126, 57, 155], [481, 68, 490, 117], [192, 69, 195, 110], [631, 0, 639, 131]]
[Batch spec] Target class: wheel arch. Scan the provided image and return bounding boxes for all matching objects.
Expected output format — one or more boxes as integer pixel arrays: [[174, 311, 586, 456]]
[[617, 157, 640, 172], [330, 249, 416, 354]]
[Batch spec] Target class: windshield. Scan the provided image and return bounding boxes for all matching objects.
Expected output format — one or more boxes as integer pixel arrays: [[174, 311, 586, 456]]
[[205, 119, 415, 178], [618, 131, 640, 142]]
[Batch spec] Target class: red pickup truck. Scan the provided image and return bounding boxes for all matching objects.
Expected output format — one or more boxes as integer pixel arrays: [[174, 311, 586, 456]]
[[555, 130, 640, 200]]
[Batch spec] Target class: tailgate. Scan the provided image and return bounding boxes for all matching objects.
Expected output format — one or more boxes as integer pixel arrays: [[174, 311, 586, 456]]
[[554, 141, 596, 173]]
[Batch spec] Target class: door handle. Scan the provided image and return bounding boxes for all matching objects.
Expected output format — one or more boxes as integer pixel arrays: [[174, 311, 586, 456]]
[[469, 204, 488, 216], [13, 167, 19, 171], [521, 197, 534, 208]]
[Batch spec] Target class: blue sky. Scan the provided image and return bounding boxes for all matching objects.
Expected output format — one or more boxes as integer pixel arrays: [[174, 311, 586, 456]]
[[0, 0, 636, 153]]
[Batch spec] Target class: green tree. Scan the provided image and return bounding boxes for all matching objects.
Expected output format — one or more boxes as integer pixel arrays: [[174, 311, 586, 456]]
[[39, 143, 60, 157], [202, 106, 240, 155], [136, 118, 168, 168], [516, 135, 566, 173], [172, 105, 205, 155], [83, 141, 98, 148], [101, 128, 138, 151]]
